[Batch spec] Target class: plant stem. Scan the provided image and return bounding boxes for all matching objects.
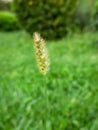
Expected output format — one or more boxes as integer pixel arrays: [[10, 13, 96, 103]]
[[45, 76, 48, 130]]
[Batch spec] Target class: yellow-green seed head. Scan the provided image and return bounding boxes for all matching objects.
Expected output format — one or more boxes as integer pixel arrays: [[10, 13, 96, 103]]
[[33, 32, 50, 75]]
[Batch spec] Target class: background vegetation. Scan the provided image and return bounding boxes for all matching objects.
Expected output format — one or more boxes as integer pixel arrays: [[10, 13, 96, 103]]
[[13, 0, 78, 39], [0, 11, 20, 31], [13, 0, 98, 39], [0, 0, 98, 38]]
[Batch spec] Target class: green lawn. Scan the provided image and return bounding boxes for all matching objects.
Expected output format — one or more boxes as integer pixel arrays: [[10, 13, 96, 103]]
[[0, 31, 98, 130]]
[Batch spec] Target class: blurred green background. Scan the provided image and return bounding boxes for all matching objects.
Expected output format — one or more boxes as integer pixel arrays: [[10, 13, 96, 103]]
[[0, 0, 98, 130]]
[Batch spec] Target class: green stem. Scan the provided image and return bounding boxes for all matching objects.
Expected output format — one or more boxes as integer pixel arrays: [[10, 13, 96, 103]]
[[42, 76, 48, 130], [45, 76, 48, 130]]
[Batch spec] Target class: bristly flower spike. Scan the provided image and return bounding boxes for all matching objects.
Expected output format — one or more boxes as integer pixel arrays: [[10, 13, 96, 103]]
[[33, 32, 50, 75]]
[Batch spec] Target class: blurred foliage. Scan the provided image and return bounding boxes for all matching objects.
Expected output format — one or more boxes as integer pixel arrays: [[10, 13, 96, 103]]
[[0, 31, 98, 130], [92, 0, 98, 30], [1, 0, 97, 36], [0, 11, 20, 31], [0, 0, 11, 11], [73, 0, 98, 31], [13, 0, 78, 40]]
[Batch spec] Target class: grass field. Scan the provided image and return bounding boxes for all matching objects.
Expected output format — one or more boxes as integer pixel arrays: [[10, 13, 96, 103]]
[[0, 31, 98, 130]]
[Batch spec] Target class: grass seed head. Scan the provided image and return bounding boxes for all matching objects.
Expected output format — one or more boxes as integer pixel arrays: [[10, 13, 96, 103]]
[[33, 32, 50, 75]]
